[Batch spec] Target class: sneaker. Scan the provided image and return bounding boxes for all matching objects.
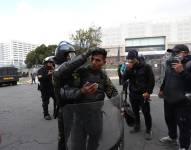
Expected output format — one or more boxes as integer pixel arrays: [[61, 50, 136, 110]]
[[159, 136, 177, 145], [44, 115, 51, 120], [179, 148, 186, 150], [130, 126, 140, 133], [145, 130, 152, 140], [53, 113, 57, 119]]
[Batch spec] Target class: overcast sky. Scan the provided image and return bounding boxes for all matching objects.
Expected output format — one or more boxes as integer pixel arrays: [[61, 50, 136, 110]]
[[0, 0, 191, 45]]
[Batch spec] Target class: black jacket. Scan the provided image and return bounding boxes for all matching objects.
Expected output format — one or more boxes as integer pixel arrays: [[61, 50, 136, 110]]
[[53, 54, 89, 107], [37, 66, 54, 91], [60, 66, 118, 103], [160, 55, 191, 104], [123, 62, 155, 98]]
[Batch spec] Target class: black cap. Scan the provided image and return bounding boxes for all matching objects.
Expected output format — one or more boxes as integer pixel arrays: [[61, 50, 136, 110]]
[[126, 49, 138, 59], [91, 48, 107, 58], [167, 44, 189, 53]]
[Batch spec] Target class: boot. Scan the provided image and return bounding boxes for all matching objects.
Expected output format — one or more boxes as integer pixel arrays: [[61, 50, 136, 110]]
[[58, 141, 67, 150], [130, 124, 140, 133], [43, 104, 51, 120], [44, 114, 51, 120], [53, 102, 57, 119]]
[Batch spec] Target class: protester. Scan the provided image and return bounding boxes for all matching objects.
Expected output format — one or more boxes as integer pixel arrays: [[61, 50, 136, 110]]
[[158, 44, 191, 150], [123, 49, 155, 140]]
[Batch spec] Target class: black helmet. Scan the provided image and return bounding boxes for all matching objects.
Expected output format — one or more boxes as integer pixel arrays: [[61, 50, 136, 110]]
[[54, 41, 75, 64], [43, 56, 55, 65]]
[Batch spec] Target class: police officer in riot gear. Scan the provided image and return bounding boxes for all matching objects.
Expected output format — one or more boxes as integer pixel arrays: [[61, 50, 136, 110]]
[[52, 41, 94, 150], [59, 48, 118, 150], [37, 56, 56, 120]]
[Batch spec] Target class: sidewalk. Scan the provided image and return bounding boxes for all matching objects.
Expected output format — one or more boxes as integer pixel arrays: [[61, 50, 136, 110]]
[[18, 77, 37, 85]]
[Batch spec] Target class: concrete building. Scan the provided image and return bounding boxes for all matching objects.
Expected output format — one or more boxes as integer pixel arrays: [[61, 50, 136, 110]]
[[101, 16, 191, 63], [0, 40, 38, 68]]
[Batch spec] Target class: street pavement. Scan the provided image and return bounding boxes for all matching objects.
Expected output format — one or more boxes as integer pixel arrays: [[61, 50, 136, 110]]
[[0, 78, 190, 150]]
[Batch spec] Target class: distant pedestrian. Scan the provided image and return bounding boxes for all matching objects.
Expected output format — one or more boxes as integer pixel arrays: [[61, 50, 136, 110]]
[[31, 72, 36, 84], [118, 61, 126, 85], [117, 63, 123, 85]]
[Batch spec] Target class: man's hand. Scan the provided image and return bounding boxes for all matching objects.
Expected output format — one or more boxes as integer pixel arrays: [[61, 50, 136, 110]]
[[158, 90, 164, 98], [127, 63, 133, 70], [143, 92, 150, 101], [81, 82, 98, 95], [37, 75, 42, 78], [48, 70, 53, 75], [171, 63, 184, 73]]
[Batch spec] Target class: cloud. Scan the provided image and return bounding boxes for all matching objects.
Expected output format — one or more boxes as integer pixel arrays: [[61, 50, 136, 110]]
[[0, 0, 191, 45]]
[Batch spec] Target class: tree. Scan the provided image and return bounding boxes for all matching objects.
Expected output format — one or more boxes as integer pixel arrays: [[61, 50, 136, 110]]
[[25, 44, 57, 68], [71, 26, 102, 54]]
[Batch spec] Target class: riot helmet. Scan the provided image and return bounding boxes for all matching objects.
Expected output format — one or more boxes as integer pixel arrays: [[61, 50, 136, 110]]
[[54, 41, 76, 64], [43, 56, 55, 64]]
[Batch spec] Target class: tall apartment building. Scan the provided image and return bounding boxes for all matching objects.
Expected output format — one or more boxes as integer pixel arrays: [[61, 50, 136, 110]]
[[0, 40, 38, 68], [0, 43, 11, 65]]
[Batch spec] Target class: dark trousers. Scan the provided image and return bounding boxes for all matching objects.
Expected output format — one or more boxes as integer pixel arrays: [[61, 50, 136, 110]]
[[130, 96, 152, 131], [119, 75, 123, 85], [122, 81, 128, 101], [31, 78, 36, 84], [41, 90, 56, 116], [176, 106, 191, 149], [164, 100, 191, 149], [57, 107, 74, 150], [164, 101, 178, 139], [71, 111, 103, 150]]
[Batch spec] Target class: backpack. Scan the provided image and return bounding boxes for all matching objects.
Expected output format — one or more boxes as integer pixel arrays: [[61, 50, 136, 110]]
[[120, 64, 127, 75]]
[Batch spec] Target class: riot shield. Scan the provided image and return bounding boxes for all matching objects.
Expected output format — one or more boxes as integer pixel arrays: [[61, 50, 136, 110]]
[[62, 95, 124, 150]]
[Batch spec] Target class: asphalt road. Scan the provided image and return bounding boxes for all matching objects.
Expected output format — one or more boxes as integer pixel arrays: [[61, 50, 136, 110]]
[[0, 80, 189, 150]]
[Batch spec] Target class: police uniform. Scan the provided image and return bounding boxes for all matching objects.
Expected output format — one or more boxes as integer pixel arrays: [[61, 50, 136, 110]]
[[59, 65, 118, 150], [37, 66, 56, 119], [52, 41, 94, 150]]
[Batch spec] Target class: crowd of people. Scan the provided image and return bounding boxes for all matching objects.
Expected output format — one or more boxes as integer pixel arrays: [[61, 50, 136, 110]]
[[36, 41, 191, 150], [118, 44, 191, 150]]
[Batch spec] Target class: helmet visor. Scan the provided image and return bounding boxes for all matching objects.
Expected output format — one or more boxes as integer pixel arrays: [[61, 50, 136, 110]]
[[67, 52, 76, 61]]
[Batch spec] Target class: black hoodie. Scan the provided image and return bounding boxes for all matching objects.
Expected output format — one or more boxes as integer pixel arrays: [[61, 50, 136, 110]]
[[160, 55, 191, 104], [123, 62, 155, 99]]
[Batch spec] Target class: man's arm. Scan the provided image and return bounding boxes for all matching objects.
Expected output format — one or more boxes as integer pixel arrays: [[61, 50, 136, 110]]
[[60, 82, 99, 102], [104, 74, 118, 98], [52, 52, 91, 104], [145, 64, 155, 94], [53, 49, 94, 79], [160, 78, 165, 91], [60, 84, 82, 101], [123, 67, 132, 81], [37, 68, 51, 82]]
